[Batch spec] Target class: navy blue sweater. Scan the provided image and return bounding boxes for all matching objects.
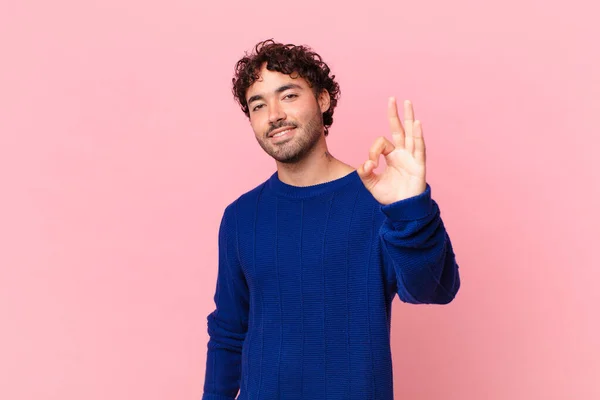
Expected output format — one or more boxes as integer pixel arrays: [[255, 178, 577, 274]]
[[203, 170, 460, 400]]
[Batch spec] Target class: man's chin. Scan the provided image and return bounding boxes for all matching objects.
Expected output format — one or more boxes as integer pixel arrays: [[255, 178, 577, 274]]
[[271, 151, 302, 164]]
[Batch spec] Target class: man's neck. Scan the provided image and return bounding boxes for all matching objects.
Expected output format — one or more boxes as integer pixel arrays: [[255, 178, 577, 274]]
[[275, 146, 355, 187]]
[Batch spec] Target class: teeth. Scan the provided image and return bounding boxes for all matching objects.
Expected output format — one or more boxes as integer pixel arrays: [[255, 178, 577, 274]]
[[273, 129, 290, 138]]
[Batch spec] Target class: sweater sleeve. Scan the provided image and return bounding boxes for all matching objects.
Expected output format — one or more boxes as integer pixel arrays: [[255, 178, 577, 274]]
[[203, 203, 249, 400], [378, 184, 460, 304]]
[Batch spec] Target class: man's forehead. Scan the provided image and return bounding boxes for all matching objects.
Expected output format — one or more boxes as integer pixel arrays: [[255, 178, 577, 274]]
[[248, 68, 306, 93]]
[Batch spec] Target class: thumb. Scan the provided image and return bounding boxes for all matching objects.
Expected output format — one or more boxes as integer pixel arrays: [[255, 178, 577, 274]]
[[357, 160, 379, 189]]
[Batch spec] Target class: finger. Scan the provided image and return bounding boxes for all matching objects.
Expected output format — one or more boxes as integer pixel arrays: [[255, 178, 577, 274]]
[[388, 97, 405, 148], [413, 120, 426, 164], [368, 136, 396, 167], [356, 159, 379, 189], [404, 100, 415, 154]]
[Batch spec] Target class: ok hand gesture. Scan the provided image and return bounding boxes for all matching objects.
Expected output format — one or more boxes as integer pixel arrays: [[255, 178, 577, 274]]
[[357, 98, 427, 205]]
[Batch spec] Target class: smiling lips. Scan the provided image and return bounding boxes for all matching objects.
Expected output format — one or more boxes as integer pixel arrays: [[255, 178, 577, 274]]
[[269, 126, 296, 140]]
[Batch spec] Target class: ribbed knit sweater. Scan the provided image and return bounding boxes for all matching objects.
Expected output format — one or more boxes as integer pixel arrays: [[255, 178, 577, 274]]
[[202, 170, 460, 400]]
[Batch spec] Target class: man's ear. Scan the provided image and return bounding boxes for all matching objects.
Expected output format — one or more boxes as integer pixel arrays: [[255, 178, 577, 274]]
[[318, 89, 331, 113]]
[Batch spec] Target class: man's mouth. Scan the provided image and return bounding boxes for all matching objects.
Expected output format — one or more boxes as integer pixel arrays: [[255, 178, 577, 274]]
[[268, 126, 296, 138]]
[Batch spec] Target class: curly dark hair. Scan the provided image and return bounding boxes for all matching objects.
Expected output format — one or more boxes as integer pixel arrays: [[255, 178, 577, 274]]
[[232, 39, 341, 136]]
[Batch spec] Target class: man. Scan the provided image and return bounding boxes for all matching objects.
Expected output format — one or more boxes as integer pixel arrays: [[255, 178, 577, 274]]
[[202, 39, 460, 400]]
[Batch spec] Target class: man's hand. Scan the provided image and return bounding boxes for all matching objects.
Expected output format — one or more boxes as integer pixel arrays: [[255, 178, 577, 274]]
[[357, 97, 427, 205]]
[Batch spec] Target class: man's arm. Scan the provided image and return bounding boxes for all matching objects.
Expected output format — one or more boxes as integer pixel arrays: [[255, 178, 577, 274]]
[[203, 203, 249, 400], [379, 184, 460, 304]]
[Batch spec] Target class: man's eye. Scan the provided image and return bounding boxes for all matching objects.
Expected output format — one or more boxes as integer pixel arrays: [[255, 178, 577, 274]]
[[284, 94, 297, 99], [252, 104, 264, 112]]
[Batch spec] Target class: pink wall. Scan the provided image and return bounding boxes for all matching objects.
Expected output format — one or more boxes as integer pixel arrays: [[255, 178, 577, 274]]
[[1, 0, 598, 399]]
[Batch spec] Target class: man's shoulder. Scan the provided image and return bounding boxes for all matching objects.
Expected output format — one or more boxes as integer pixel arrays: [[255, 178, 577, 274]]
[[222, 174, 272, 216]]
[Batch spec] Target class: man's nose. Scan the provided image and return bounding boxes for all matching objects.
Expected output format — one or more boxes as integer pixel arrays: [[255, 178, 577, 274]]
[[268, 103, 286, 123]]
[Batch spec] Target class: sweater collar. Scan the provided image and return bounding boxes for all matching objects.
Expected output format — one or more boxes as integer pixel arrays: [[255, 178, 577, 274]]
[[266, 170, 360, 199]]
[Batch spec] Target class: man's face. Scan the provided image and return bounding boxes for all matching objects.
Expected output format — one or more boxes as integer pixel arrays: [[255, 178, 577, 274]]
[[245, 64, 330, 164]]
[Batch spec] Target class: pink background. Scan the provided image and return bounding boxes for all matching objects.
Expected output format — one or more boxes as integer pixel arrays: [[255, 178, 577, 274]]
[[1, 0, 598, 399]]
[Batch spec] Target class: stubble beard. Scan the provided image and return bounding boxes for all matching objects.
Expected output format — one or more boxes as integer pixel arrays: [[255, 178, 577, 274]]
[[257, 111, 324, 164]]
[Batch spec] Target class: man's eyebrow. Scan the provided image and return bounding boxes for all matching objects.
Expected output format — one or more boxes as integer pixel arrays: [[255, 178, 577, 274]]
[[276, 83, 302, 93], [247, 83, 303, 105]]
